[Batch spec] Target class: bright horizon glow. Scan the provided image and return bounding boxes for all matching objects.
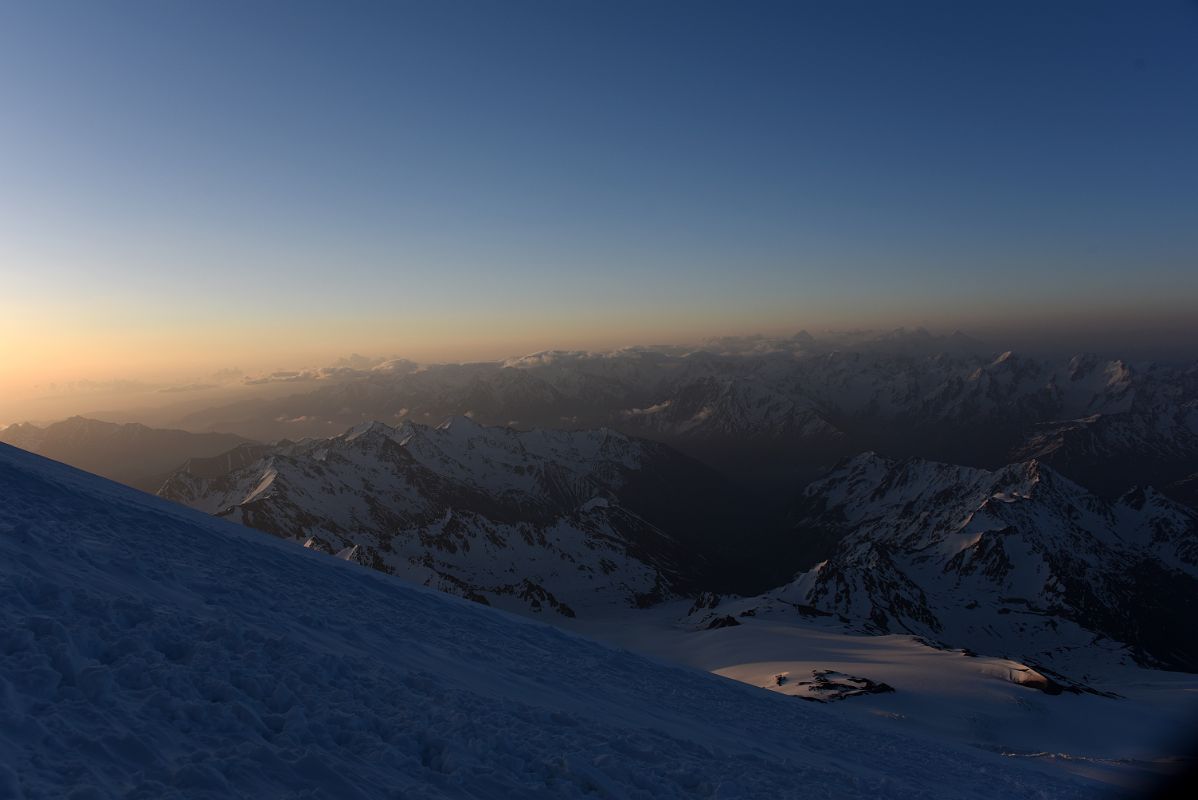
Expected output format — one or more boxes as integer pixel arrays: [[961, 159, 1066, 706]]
[[4, 308, 1196, 427], [2, 1, 1197, 421]]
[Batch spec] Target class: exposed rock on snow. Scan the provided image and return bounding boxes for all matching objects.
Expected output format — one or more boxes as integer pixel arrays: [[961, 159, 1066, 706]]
[[791, 670, 896, 702]]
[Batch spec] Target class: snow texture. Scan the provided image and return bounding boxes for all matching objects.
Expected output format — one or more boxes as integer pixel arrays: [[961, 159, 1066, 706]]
[[0, 443, 1092, 798]]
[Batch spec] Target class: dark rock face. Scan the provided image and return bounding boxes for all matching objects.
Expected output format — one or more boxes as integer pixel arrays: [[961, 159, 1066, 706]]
[[1162, 473, 1198, 511], [793, 671, 896, 702], [688, 592, 722, 615]]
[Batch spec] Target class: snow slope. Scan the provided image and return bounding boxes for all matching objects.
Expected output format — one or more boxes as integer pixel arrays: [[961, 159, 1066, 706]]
[[0, 443, 1099, 798]]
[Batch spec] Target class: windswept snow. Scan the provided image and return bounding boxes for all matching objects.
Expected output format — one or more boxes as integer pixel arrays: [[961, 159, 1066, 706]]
[[0, 443, 1096, 798]]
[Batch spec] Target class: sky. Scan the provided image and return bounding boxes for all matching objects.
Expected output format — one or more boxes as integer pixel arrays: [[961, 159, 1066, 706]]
[[1, 0, 1197, 407]]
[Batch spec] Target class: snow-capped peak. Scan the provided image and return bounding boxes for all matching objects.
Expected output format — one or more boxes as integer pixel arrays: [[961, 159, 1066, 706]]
[[771, 453, 1198, 675], [158, 419, 746, 617]]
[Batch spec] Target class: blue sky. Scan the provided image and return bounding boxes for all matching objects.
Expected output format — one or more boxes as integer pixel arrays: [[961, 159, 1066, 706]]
[[1, 0, 1196, 380]]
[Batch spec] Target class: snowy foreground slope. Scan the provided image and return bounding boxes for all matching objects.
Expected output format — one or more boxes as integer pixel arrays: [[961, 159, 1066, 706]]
[[0, 444, 1098, 799]]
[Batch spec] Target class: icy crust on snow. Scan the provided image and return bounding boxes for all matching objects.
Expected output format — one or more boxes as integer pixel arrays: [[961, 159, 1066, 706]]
[[0, 444, 1090, 798]]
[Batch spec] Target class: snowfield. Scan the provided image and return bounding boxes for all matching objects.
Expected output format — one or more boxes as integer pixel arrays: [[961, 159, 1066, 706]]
[[0, 443, 1098, 798], [570, 603, 1198, 793]]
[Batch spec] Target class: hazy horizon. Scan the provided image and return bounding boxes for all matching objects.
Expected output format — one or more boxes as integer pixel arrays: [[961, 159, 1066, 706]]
[[3, 1, 1197, 424], [5, 319, 1198, 428]]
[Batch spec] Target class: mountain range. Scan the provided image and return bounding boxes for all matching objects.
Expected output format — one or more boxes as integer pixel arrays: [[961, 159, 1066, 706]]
[[158, 417, 773, 617], [0, 416, 251, 493], [154, 416, 1198, 690], [692, 453, 1198, 681], [160, 334, 1198, 499], [3, 333, 1196, 791], [9, 334, 1195, 510]]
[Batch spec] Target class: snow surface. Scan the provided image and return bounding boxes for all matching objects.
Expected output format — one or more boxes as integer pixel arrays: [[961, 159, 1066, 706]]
[[0, 443, 1097, 798], [569, 602, 1198, 794]]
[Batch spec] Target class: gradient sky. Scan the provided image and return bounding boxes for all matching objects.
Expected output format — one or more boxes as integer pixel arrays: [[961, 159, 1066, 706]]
[[1, 0, 1197, 395]]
